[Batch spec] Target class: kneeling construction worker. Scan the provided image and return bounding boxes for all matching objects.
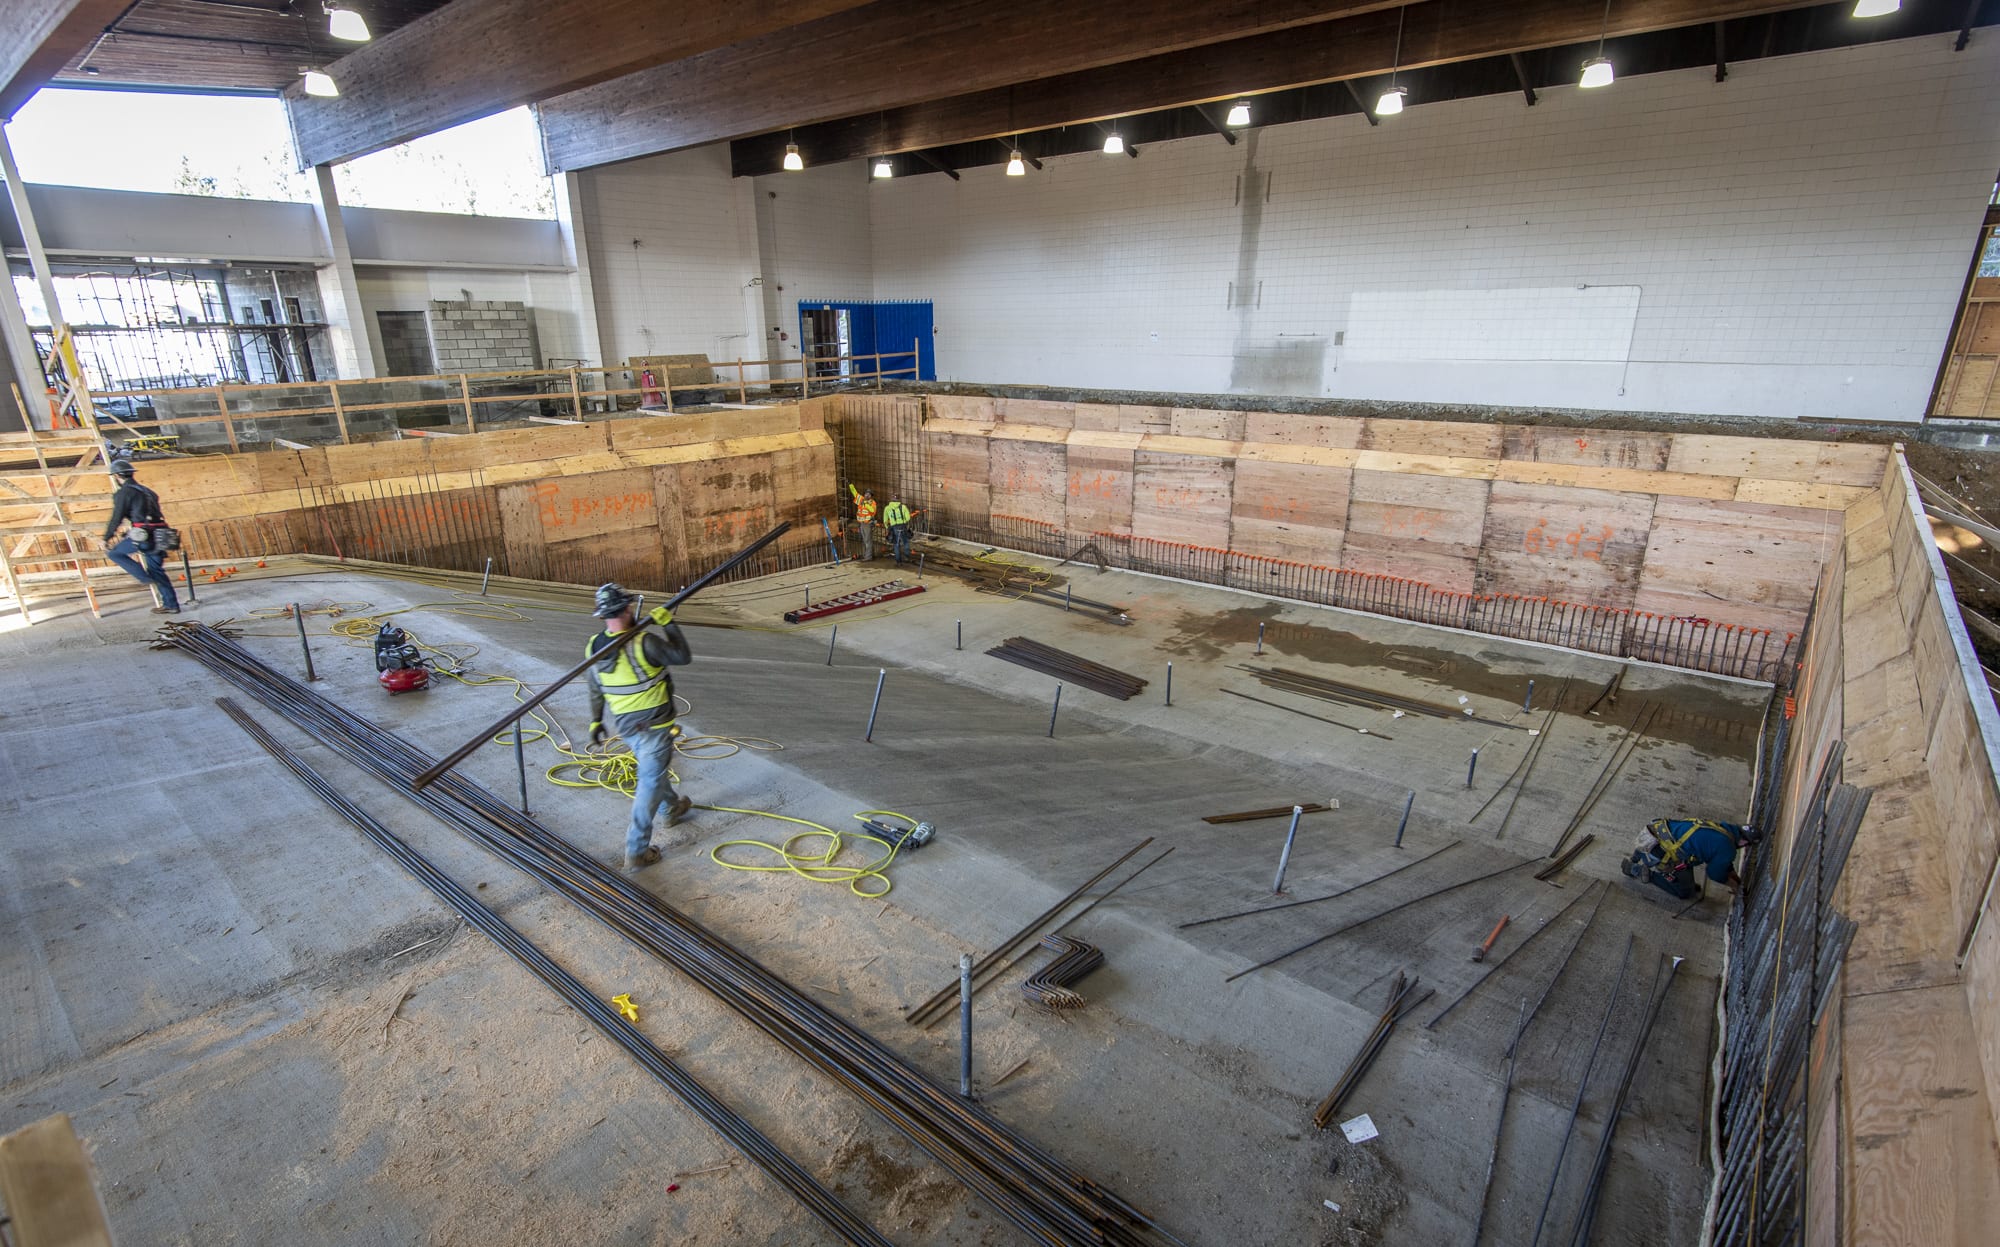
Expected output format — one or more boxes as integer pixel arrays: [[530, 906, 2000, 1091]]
[[1623, 816, 1757, 900], [585, 583, 694, 869]]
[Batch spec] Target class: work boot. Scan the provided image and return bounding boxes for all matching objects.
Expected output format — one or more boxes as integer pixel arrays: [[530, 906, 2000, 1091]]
[[667, 795, 693, 827], [1621, 852, 1645, 879], [624, 844, 663, 870], [151, 606, 180, 614]]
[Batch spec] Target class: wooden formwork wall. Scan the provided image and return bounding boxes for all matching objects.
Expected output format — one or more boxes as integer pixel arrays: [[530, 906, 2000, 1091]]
[[77, 407, 838, 589], [918, 395, 1880, 660]]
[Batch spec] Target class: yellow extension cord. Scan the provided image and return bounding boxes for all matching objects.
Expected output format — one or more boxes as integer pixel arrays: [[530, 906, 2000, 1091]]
[[239, 592, 916, 896]]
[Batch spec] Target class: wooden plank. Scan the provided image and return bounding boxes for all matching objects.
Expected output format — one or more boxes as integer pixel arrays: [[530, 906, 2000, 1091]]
[[1361, 418, 1504, 459], [496, 482, 549, 581], [1073, 403, 1168, 434], [285, 0, 880, 166], [1667, 433, 1847, 484], [1842, 985, 2000, 1247], [1836, 761, 1960, 995], [517, 467, 657, 543], [1339, 469, 1487, 594], [1170, 407, 1247, 442], [1132, 451, 1233, 549], [1229, 457, 1349, 564], [1631, 496, 1833, 637], [995, 398, 1076, 431], [1494, 458, 1737, 501], [722, 0, 1809, 174], [989, 437, 1067, 530], [925, 395, 1000, 425], [1065, 441, 1135, 538], [929, 429, 992, 534], [1963, 894, 2000, 1152], [0, 1113, 114, 1247], [1243, 411, 1364, 448], [542, 0, 1419, 170], [1475, 481, 1657, 609], [1499, 425, 1669, 470]]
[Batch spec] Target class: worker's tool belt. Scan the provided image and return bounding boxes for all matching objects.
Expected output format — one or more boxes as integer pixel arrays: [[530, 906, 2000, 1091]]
[[129, 521, 180, 553]]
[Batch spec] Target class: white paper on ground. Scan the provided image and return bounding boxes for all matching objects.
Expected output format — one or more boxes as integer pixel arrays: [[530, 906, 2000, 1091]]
[[1339, 1113, 1379, 1144]]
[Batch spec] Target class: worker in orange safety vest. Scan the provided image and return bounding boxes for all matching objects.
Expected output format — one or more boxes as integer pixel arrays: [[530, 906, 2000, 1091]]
[[848, 483, 878, 560]]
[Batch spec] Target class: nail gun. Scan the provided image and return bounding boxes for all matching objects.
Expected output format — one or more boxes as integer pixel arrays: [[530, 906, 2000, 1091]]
[[862, 817, 935, 853]]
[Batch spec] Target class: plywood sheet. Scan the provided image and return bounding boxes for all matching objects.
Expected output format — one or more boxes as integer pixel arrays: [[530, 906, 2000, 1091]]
[[1360, 418, 1504, 459], [928, 430, 991, 534], [989, 437, 1067, 530], [496, 481, 549, 580], [1837, 767, 1959, 995], [0, 1114, 114, 1247], [1065, 442, 1134, 537], [1341, 469, 1488, 593], [1665, 433, 1857, 484], [1243, 411, 1364, 449], [1476, 481, 1656, 608], [1924, 693, 2000, 954], [995, 398, 1075, 430], [1229, 458, 1349, 565], [1843, 984, 2000, 1247], [1071, 403, 1169, 433], [924, 395, 998, 424], [515, 467, 655, 543], [1961, 895, 2000, 1156], [1633, 497, 1834, 637], [670, 456, 777, 564], [1132, 451, 1233, 549], [1500, 425, 1669, 471], [541, 526, 668, 591], [1170, 408, 1247, 442]]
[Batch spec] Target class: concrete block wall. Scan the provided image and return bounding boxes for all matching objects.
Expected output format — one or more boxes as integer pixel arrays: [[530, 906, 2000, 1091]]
[[867, 37, 2000, 422], [427, 299, 541, 373], [356, 267, 584, 371]]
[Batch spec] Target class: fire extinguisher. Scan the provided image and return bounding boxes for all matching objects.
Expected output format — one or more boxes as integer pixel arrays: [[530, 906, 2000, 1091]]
[[641, 368, 662, 407]]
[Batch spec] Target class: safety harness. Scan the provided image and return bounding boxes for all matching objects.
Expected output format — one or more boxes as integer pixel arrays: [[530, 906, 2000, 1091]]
[[1650, 818, 1734, 869]]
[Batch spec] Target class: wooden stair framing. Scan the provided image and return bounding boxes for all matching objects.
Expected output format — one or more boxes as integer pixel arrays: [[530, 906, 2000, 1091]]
[[0, 432, 114, 622]]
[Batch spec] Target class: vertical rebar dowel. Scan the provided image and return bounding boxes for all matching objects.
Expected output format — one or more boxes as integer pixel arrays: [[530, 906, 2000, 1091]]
[[1523, 679, 1535, 713], [1064, 583, 1072, 612], [1048, 683, 1062, 738], [514, 724, 528, 814], [180, 549, 198, 604], [826, 624, 837, 666], [956, 620, 962, 651], [1395, 790, 1414, 847], [918, 553, 925, 581], [865, 669, 885, 742], [293, 604, 316, 682], [480, 557, 493, 595], [1256, 621, 1266, 655], [959, 953, 974, 1097], [1467, 748, 1481, 789], [1165, 661, 1173, 706], [1271, 805, 1305, 894]]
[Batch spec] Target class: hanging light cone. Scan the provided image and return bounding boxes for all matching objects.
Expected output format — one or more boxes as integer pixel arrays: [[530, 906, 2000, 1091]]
[[782, 143, 804, 171], [1375, 85, 1406, 116], [327, 6, 371, 41], [1225, 100, 1251, 126], [1006, 150, 1026, 176], [302, 69, 339, 98], [1851, 0, 1899, 16], [1102, 131, 1124, 155], [1579, 57, 1615, 88], [873, 157, 893, 178]]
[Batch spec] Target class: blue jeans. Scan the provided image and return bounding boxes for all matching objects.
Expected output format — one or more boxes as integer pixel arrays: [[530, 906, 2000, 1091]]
[[625, 723, 681, 858], [107, 536, 179, 610], [890, 524, 912, 563]]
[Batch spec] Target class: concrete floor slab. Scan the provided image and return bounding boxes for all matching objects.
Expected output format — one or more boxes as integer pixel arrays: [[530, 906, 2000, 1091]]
[[0, 549, 1755, 1244]]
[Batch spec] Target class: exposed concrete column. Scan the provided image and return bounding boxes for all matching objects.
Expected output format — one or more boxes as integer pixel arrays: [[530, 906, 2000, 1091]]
[[0, 122, 59, 424], [553, 170, 607, 371], [308, 163, 382, 379]]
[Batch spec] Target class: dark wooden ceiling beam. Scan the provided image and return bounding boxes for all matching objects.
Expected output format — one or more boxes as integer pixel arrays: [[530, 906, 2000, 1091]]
[[1188, 103, 1240, 145], [908, 149, 959, 180], [724, 0, 1811, 177], [1508, 51, 1539, 105], [1, 0, 132, 117], [538, 0, 1417, 172], [285, 0, 885, 168]]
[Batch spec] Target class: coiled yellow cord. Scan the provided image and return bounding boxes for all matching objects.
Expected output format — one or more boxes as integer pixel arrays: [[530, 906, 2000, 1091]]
[[707, 810, 921, 898]]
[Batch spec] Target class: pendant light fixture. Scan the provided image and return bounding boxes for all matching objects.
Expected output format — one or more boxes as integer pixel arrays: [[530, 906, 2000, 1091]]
[[326, 4, 371, 41], [1102, 128, 1124, 155], [1579, 0, 1616, 88], [302, 68, 339, 98], [1225, 100, 1251, 127], [1852, 0, 1899, 15], [1376, 7, 1408, 117], [873, 156, 894, 178], [1006, 137, 1026, 176], [782, 133, 804, 171]]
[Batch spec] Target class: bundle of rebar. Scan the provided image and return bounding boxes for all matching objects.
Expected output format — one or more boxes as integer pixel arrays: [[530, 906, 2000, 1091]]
[[1238, 664, 1462, 719], [921, 547, 1132, 624], [1021, 935, 1105, 1010], [987, 636, 1148, 699], [1710, 742, 1867, 1247], [1202, 802, 1333, 824], [157, 622, 1181, 1247], [1313, 972, 1431, 1129], [1544, 703, 1658, 858], [215, 698, 895, 1247]]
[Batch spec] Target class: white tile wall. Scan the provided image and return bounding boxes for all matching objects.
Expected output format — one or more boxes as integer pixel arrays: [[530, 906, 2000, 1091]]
[[865, 36, 2000, 422]]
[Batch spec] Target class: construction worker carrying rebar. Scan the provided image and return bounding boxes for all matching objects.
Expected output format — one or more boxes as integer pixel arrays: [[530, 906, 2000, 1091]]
[[1623, 816, 1758, 901], [883, 494, 915, 564], [848, 483, 878, 560], [585, 583, 694, 869]]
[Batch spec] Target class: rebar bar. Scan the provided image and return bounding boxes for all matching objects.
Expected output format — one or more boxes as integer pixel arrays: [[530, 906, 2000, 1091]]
[[865, 669, 885, 742], [1563, 954, 1685, 1247], [1470, 999, 1532, 1247], [1271, 805, 1305, 894], [1180, 841, 1459, 930], [1426, 883, 1602, 1032], [1528, 933, 1636, 1247]]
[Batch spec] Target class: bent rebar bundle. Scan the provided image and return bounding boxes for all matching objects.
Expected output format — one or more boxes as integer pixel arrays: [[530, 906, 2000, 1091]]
[[159, 622, 1182, 1247], [1021, 935, 1105, 1011], [986, 636, 1149, 699], [214, 698, 895, 1247]]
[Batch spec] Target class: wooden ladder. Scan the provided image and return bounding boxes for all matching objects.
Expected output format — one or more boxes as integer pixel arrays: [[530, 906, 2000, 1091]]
[[0, 432, 115, 622]]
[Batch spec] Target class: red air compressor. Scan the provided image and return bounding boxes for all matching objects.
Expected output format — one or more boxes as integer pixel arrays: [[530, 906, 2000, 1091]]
[[374, 623, 430, 693]]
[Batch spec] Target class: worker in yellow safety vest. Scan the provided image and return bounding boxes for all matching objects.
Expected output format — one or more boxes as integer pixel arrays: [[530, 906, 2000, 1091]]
[[585, 582, 694, 869], [848, 483, 879, 560], [883, 496, 915, 564]]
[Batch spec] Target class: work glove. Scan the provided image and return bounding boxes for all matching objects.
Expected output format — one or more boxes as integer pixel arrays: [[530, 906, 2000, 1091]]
[[649, 605, 674, 627], [589, 721, 606, 747]]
